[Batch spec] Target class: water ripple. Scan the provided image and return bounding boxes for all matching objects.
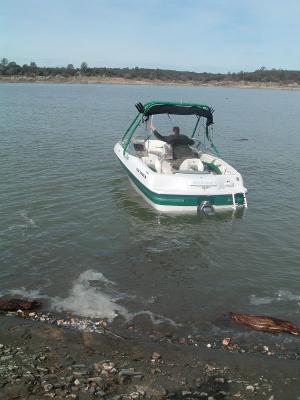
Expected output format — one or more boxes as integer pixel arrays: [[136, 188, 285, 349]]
[[1, 83, 300, 338]]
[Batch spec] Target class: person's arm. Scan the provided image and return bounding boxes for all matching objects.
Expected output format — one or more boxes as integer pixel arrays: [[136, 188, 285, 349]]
[[153, 129, 168, 143], [187, 137, 195, 145], [150, 124, 168, 143]]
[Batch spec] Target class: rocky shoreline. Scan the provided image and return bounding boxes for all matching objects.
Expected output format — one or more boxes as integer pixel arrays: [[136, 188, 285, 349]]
[[1, 76, 300, 91], [1, 309, 300, 400]]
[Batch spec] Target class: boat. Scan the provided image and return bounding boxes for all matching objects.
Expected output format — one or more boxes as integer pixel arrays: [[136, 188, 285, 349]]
[[114, 100, 247, 214]]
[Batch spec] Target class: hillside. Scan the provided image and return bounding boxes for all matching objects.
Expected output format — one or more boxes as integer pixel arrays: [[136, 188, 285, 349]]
[[1, 59, 300, 89]]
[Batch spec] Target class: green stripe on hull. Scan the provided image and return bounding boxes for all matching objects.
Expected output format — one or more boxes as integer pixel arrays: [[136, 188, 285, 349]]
[[121, 163, 244, 207]]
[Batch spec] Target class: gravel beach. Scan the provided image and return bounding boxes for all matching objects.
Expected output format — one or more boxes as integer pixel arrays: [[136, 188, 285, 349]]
[[1, 310, 300, 400]]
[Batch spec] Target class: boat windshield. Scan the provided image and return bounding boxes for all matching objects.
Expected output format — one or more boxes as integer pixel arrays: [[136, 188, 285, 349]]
[[130, 113, 212, 152], [122, 101, 219, 157]]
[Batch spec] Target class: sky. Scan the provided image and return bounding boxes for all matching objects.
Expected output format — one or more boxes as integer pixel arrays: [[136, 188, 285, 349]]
[[1, 0, 299, 73]]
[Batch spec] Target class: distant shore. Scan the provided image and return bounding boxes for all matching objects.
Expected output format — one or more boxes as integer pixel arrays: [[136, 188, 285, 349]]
[[1, 75, 300, 90]]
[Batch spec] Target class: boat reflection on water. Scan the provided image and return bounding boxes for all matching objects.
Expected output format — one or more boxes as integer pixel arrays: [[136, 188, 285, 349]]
[[112, 177, 246, 224]]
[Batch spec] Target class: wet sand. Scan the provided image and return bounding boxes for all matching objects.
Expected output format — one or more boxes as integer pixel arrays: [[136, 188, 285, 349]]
[[1, 310, 300, 400]]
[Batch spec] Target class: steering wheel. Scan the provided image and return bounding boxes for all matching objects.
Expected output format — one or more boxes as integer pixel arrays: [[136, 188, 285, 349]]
[[191, 138, 203, 149]]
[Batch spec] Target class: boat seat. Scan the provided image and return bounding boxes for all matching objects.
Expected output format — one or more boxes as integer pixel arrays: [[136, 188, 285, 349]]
[[200, 154, 226, 174], [154, 159, 173, 174], [179, 158, 204, 172], [142, 154, 160, 169], [144, 139, 172, 159], [210, 158, 226, 174]]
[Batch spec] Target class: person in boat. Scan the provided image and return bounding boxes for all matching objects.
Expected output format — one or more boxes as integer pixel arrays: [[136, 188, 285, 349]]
[[150, 125, 196, 166]]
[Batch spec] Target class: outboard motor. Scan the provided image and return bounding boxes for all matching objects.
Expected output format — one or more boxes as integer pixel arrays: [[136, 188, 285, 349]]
[[198, 200, 215, 216]]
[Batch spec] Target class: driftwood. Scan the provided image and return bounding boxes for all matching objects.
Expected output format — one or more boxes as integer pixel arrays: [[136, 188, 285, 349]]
[[101, 324, 127, 340], [0, 298, 41, 312], [230, 312, 300, 335]]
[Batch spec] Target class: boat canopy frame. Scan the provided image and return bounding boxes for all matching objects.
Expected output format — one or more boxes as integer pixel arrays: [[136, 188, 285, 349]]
[[121, 100, 217, 155]]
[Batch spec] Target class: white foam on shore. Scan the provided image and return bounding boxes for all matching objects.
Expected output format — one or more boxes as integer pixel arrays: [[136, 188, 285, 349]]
[[3, 287, 47, 299], [250, 290, 300, 306], [51, 270, 130, 322], [51, 269, 178, 326], [132, 310, 179, 327], [276, 290, 300, 302], [250, 295, 273, 305]]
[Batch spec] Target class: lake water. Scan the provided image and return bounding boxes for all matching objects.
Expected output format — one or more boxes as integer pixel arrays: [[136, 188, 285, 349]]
[[1, 83, 300, 343]]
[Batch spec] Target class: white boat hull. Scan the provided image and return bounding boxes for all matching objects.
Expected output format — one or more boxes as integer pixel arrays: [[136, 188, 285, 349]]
[[114, 142, 247, 214]]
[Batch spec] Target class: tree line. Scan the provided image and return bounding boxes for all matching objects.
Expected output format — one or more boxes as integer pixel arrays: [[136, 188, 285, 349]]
[[1, 58, 300, 84]]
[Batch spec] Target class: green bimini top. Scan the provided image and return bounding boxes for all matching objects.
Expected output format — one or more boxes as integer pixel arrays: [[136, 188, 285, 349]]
[[135, 101, 214, 126]]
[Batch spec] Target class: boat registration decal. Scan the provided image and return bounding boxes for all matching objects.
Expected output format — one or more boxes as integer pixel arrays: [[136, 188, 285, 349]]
[[136, 168, 147, 179]]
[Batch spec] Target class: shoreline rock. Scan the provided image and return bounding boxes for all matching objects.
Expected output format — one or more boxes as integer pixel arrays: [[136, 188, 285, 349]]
[[0, 297, 41, 311]]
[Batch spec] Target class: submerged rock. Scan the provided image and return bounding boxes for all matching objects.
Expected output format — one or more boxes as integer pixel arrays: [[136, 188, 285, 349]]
[[0, 297, 41, 311], [230, 312, 300, 335]]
